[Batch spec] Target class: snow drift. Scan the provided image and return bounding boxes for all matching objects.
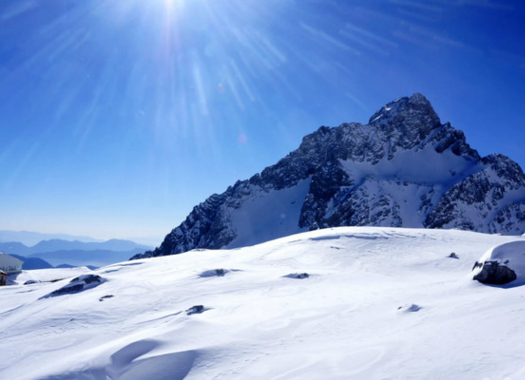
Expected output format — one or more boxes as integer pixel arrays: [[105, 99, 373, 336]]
[[2, 227, 525, 379]]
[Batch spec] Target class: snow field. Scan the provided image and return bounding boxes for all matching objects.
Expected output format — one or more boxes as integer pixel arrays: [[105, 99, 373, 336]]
[[1, 227, 525, 379]]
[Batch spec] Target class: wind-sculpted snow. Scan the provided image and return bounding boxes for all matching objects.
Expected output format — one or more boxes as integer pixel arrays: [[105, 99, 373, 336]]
[[4, 227, 525, 379], [134, 93, 525, 259]]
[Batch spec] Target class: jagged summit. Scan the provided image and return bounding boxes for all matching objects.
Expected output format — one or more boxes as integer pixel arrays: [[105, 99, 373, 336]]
[[133, 94, 525, 259], [368, 93, 441, 131]]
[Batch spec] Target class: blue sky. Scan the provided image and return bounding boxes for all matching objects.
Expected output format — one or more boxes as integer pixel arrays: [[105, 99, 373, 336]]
[[0, 0, 524, 245]]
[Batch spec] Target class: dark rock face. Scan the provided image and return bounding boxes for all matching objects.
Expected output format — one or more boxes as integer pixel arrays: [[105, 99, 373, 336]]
[[148, 193, 237, 257], [132, 94, 525, 260], [473, 260, 517, 285], [425, 154, 525, 231]]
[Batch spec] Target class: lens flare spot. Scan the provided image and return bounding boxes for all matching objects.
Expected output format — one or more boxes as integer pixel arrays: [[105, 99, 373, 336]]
[[238, 133, 248, 144]]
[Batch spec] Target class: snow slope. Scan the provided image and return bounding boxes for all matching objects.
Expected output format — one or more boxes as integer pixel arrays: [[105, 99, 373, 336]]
[[226, 179, 311, 249], [2, 227, 525, 380]]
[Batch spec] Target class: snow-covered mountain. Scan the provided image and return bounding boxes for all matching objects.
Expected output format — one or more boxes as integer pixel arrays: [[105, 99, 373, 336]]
[[3, 227, 525, 379], [135, 94, 525, 259]]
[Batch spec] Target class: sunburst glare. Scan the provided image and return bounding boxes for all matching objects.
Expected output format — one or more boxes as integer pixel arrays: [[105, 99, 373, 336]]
[[0, 0, 523, 241]]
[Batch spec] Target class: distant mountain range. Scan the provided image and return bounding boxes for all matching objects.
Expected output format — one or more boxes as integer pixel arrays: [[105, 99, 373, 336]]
[[8, 254, 54, 270], [0, 230, 101, 246], [7, 254, 99, 271], [134, 93, 525, 259], [0, 238, 152, 268]]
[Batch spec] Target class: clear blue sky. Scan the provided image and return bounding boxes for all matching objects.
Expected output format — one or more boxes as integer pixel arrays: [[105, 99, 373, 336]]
[[1, 0, 524, 245]]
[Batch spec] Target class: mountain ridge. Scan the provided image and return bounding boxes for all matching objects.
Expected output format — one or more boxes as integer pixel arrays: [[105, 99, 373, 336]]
[[0, 238, 152, 255], [134, 93, 525, 259], [0, 239, 153, 268], [0, 230, 101, 246]]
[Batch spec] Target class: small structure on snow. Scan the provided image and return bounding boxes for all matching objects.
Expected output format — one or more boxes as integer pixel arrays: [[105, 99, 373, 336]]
[[0, 271, 7, 286], [0, 252, 23, 274]]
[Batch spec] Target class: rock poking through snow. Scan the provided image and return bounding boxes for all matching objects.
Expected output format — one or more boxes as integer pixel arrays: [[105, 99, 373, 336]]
[[199, 269, 228, 277], [284, 273, 310, 279], [398, 304, 422, 313], [473, 261, 516, 285], [186, 305, 205, 315], [472, 241, 525, 285], [46, 274, 106, 297]]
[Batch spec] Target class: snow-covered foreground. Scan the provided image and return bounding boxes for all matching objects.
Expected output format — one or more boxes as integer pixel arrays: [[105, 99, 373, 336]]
[[1, 227, 525, 380], [12, 267, 92, 285]]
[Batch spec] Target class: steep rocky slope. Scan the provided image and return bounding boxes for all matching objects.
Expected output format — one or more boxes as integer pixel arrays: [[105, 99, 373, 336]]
[[134, 94, 525, 259]]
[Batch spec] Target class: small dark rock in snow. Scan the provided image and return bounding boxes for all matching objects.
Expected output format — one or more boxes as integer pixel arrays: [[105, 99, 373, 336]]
[[199, 269, 229, 277], [398, 304, 422, 313], [473, 260, 517, 285], [284, 273, 309, 279], [186, 305, 205, 315], [448, 252, 459, 259]]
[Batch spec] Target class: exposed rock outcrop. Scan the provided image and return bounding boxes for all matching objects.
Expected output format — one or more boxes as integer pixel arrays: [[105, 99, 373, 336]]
[[473, 260, 517, 285], [472, 241, 525, 286]]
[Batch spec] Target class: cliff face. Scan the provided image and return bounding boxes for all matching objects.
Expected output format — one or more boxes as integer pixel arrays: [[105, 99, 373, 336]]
[[133, 94, 525, 259]]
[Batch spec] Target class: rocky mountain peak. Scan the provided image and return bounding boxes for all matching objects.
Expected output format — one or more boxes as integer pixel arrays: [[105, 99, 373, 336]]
[[133, 94, 525, 260], [368, 93, 441, 140]]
